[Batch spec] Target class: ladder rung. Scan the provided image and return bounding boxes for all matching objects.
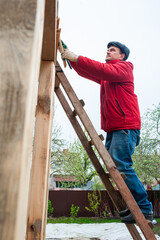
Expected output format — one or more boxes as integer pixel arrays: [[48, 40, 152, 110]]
[[89, 134, 104, 146], [73, 99, 85, 116], [106, 172, 126, 180], [146, 220, 154, 229], [55, 76, 60, 88]]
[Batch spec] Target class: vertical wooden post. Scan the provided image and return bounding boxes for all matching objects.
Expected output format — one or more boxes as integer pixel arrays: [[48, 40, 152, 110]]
[[26, 0, 57, 239], [42, 0, 57, 61], [27, 61, 55, 240], [0, 1, 45, 240]]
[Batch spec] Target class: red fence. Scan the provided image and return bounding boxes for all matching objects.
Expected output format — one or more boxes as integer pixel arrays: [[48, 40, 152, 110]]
[[49, 190, 160, 218]]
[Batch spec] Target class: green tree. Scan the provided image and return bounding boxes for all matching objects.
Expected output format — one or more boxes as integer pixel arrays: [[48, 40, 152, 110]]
[[133, 153, 160, 185], [63, 138, 97, 188], [133, 103, 160, 185], [50, 125, 98, 188], [139, 103, 160, 154], [51, 123, 105, 189], [50, 124, 68, 175]]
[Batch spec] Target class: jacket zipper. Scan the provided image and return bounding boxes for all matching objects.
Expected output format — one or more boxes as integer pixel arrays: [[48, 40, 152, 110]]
[[115, 99, 126, 118], [101, 85, 106, 119], [101, 95, 106, 119]]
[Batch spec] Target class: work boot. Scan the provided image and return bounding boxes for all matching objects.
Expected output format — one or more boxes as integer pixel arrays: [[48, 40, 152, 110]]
[[119, 209, 131, 217], [121, 212, 153, 224]]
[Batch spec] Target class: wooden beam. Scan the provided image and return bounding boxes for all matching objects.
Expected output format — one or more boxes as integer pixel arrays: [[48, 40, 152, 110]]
[[27, 61, 55, 240], [42, 0, 57, 61], [0, 1, 45, 240]]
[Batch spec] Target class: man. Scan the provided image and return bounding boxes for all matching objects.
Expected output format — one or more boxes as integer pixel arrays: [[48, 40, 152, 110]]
[[61, 41, 153, 223]]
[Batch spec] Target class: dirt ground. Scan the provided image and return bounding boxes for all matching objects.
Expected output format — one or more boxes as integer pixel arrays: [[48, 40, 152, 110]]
[[46, 222, 160, 240], [47, 238, 100, 240]]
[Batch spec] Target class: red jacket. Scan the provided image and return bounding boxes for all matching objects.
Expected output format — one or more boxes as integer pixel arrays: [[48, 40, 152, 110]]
[[71, 56, 141, 132]]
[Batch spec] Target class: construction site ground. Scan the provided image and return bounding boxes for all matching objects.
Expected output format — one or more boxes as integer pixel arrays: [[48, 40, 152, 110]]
[[46, 222, 160, 240]]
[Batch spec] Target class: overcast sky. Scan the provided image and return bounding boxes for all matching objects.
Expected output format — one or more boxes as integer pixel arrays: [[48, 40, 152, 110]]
[[54, 0, 160, 143]]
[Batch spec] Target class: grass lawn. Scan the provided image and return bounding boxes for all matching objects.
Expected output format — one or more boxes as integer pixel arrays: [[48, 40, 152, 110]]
[[47, 217, 121, 224], [153, 218, 160, 236]]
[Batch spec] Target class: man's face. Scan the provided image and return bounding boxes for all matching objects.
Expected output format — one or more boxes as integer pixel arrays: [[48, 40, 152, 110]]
[[105, 46, 125, 62]]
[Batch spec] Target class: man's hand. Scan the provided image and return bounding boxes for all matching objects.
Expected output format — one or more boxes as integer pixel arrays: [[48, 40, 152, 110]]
[[61, 49, 78, 62]]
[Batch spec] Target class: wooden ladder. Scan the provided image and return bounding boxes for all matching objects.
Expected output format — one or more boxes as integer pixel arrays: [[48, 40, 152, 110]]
[[55, 61, 156, 240]]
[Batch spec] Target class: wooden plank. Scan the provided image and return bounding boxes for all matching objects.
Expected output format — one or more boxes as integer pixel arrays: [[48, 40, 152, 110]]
[[42, 78, 55, 240], [55, 61, 62, 88], [41, 0, 57, 61], [27, 61, 55, 240], [126, 224, 144, 240], [56, 27, 61, 57], [0, 1, 45, 240], [55, 86, 142, 240], [56, 64, 156, 240]]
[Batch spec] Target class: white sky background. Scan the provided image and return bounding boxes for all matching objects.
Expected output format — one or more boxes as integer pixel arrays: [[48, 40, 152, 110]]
[[54, 0, 160, 143]]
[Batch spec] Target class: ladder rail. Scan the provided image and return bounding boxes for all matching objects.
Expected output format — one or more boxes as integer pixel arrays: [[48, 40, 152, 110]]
[[55, 86, 123, 209], [55, 85, 142, 240], [55, 62, 156, 240]]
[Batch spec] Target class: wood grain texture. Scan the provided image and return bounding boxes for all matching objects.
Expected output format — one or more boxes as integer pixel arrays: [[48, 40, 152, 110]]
[[27, 61, 55, 240], [0, 1, 45, 239], [42, 0, 57, 61]]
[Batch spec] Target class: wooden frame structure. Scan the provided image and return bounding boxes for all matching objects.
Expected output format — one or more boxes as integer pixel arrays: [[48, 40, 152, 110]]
[[0, 0, 56, 239], [0, 0, 157, 239]]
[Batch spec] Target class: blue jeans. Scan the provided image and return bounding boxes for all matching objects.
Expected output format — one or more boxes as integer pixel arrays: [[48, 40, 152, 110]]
[[105, 129, 153, 214]]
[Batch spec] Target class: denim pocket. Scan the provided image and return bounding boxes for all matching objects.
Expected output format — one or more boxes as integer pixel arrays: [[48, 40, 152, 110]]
[[134, 130, 141, 146], [136, 136, 140, 146], [122, 129, 130, 136]]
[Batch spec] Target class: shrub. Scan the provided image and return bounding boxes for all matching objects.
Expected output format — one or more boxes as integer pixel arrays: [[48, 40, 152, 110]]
[[70, 204, 80, 218], [85, 190, 101, 217], [48, 200, 54, 217]]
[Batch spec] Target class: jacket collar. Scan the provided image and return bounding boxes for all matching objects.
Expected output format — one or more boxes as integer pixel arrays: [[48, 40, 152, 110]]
[[106, 59, 121, 64]]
